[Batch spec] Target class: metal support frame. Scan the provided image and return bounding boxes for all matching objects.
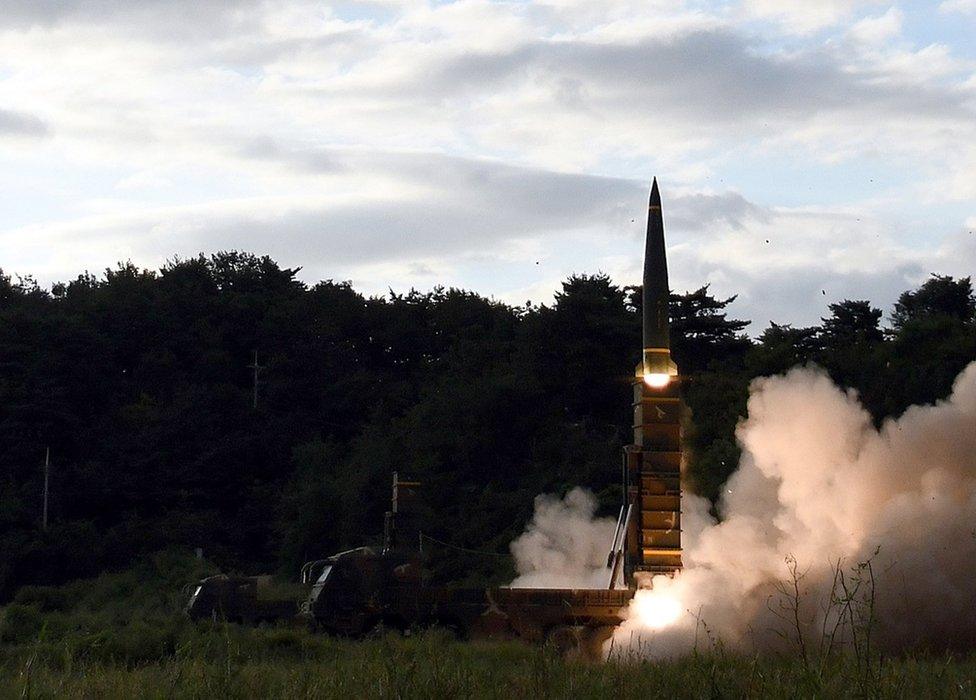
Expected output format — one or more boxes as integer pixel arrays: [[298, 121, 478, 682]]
[[622, 364, 683, 585]]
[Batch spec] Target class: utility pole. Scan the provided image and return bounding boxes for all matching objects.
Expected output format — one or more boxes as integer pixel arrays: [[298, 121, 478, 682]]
[[248, 350, 264, 409], [42, 446, 50, 531]]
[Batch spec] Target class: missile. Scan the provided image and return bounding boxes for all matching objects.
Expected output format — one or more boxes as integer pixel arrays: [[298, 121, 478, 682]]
[[641, 178, 677, 388], [612, 178, 683, 586]]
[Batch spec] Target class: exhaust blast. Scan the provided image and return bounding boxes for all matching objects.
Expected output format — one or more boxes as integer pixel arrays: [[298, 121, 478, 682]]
[[512, 361, 976, 658]]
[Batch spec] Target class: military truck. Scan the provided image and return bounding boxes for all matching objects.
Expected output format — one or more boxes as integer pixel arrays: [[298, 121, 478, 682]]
[[185, 574, 306, 624], [302, 545, 632, 650], [188, 475, 635, 651]]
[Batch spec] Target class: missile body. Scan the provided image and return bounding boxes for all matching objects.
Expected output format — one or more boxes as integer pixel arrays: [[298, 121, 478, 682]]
[[641, 178, 677, 381]]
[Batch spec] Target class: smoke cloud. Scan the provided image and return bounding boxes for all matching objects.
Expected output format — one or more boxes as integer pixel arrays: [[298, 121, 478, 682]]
[[510, 488, 617, 589], [512, 362, 976, 657]]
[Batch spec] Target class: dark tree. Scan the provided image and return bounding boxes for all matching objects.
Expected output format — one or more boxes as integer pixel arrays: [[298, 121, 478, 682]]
[[821, 300, 884, 346], [1, 254, 974, 600], [749, 322, 822, 376], [669, 286, 751, 372], [883, 276, 976, 415], [525, 274, 637, 424], [891, 275, 975, 329]]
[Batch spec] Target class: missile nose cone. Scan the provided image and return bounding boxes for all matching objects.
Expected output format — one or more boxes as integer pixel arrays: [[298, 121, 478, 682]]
[[643, 177, 667, 294]]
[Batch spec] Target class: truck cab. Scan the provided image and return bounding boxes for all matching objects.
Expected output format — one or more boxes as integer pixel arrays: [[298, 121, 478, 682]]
[[186, 575, 259, 622], [304, 547, 423, 635], [186, 574, 301, 623]]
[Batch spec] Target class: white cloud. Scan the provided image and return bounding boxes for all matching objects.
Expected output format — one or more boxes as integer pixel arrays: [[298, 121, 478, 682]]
[[940, 0, 976, 14], [867, 43, 967, 84], [740, 0, 883, 34], [0, 109, 49, 137], [115, 169, 176, 191], [922, 143, 976, 201], [663, 197, 958, 329], [847, 7, 902, 45]]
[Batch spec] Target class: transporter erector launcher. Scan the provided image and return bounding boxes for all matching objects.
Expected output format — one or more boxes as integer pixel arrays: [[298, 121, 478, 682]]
[[608, 178, 684, 588]]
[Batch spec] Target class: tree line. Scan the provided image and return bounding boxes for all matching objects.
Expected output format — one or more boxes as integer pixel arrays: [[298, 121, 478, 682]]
[[1, 252, 973, 597]]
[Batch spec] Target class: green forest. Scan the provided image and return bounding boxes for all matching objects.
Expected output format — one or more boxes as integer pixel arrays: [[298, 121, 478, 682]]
[[2, 252, 975, 600]]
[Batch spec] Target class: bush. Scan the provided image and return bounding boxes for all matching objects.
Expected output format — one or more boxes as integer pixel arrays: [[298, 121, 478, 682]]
[[0, 603, 44, 644], [83, 620, 182, 665], [13, 585, 71, 612]]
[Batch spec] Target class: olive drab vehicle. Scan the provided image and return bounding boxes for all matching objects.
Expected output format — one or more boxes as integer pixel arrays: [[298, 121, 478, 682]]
[[300, 474, 632, 651], [302, 544, 631, 644], [185, 574, 305, 623]]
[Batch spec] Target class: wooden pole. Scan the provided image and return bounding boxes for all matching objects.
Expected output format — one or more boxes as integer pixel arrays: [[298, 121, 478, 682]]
[[43, 446, 50, 531], [247, 350, 264, 409]]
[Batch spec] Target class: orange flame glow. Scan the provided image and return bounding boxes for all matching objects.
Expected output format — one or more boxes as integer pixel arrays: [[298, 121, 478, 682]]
[[632, 589, 682, 630], [643, 372, 671, 388]]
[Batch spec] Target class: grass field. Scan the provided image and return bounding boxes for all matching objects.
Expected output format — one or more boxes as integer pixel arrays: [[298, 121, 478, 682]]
[[2, 553, 974, 699]]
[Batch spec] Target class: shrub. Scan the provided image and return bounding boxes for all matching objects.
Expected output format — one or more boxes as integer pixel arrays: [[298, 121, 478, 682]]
[[13, 586, 71, 612], [0, 604, 44, 644]]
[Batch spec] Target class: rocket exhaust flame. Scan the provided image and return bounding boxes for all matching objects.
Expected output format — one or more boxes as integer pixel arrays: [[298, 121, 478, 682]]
[[631, 586, 683, 630], [642, 372, 671, 388]]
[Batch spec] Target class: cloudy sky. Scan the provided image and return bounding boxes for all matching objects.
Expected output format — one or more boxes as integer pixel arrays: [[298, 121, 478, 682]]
[[2, 0, 975, 329]]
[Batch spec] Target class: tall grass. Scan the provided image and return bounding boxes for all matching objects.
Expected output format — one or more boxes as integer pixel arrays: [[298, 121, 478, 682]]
[[4, 631, 975, 699], [2, 553, 974, 698]]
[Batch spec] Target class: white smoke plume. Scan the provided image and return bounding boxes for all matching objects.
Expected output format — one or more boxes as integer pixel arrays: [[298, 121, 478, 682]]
[[510, 487, 616, 588], [513, 362, 976, 657]]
